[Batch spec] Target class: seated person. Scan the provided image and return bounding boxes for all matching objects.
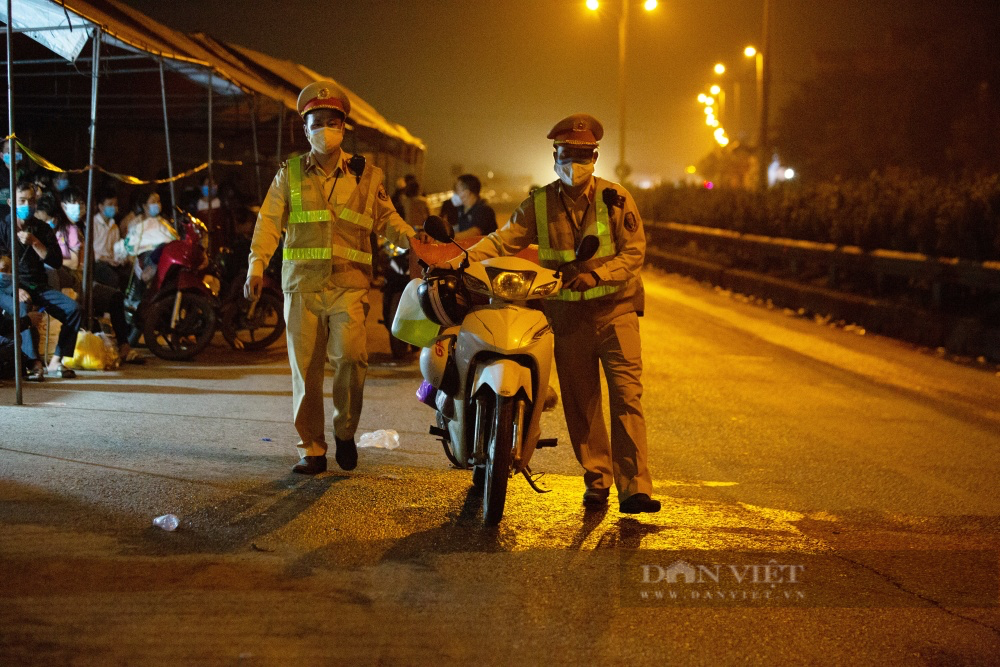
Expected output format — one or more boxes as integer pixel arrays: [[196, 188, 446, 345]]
[[33, 192, 81, 291], [91, 185, 129, 289], [0, 180, 81, 379], [113, 190, 179, 285], [452, 174, 498, 240]]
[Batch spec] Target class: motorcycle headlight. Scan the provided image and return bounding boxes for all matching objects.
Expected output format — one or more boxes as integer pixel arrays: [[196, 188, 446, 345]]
[[463, 273, 490, 295], [485, 268, 536, 300], [531, 281, 559, 297], [202, 274, 221, 297]]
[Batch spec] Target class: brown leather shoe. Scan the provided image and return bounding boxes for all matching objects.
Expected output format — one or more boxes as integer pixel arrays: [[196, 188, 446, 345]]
[[619, 493, 661, 514], [583, 488, 610, 506], [334, 437, 357, 471], [292, 455, 327, 475]]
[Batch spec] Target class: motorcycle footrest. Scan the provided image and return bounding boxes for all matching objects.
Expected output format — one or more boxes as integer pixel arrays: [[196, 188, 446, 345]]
[[429, 425, 449, 438], [536, 438, 558, 448]]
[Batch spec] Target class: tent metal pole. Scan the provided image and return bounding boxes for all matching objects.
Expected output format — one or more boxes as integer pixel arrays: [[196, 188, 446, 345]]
[[6, 0, 22, 404], [250, 92, 262, 202], [158, 59, 177, 226], [275, 102, 283, 165], [206, 69, 213, 234], [82, 27, 101, 327]]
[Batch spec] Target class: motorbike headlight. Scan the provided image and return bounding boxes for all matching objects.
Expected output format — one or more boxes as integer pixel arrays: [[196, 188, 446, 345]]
[[202, 274, 221, 297], [531, 281, 559, 297], [485, 268, 536, 300], [463, 273, 490, 295]]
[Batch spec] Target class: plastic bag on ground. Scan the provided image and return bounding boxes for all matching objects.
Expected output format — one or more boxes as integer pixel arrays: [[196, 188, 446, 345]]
[[357, 429, 400, 450], [65, 330, 107, 370]]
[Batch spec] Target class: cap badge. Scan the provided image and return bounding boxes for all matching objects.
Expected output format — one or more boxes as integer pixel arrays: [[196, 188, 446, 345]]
[[574, 120, 586, 131], [318, 88, 330, 99]]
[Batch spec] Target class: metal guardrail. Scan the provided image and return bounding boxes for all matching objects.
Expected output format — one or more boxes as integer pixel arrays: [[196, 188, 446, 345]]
[[647, 221, 1000, 308]]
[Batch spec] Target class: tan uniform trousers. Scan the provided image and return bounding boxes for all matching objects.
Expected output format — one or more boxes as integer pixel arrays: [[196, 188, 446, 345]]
[[552, 310, 652, 501], [284, 288, 369, 458]]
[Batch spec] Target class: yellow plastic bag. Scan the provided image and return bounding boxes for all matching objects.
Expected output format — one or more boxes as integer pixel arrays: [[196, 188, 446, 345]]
[[66, 330, 108, 370]]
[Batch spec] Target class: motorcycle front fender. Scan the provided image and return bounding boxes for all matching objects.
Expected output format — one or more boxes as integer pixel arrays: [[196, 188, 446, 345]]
[[472, 358, 533, 402]]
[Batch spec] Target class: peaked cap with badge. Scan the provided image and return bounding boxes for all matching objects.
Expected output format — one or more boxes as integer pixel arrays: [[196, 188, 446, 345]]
[[297, 80, 352, 119], [547, 113, 604, 147]]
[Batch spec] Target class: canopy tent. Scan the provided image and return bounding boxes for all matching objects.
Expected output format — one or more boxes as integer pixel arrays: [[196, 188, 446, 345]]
[[2, 0, 424, 403]]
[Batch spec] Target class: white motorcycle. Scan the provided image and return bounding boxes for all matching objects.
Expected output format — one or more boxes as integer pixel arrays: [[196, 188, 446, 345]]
[[393, 216, 598, 525]]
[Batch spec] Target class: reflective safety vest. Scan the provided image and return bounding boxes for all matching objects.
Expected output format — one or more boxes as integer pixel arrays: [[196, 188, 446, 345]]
[[533, 186, 623, 301], [280, 154, 380, 291]]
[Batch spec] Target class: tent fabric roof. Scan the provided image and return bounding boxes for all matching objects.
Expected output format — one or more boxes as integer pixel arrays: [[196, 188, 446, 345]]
[[3, 0, 424, 151]]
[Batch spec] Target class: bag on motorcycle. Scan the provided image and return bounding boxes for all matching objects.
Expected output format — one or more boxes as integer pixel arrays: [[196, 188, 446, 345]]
[[391, 279, 441, 347]]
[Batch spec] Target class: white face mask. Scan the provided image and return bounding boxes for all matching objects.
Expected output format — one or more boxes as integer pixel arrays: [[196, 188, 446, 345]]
[[308, 126, 344, 155], [554, 161, 595, 188], [62, 202, 82, 223], [450, 192, 463, 207]]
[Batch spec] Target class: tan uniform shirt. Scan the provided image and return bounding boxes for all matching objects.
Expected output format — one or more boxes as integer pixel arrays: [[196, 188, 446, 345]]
[[248, 150, 415, 288], [464, 178, 645, 286]]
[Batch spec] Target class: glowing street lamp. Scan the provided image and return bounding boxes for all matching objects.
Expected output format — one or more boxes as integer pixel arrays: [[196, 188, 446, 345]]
[[585, 0, 659, 181], [714, 63, 726, 75], [709, 84, 721, 96]]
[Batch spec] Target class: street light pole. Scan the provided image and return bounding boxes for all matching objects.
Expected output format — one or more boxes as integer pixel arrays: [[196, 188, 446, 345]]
[[616, 0, 630, 182], [756, 0, 771, 189]]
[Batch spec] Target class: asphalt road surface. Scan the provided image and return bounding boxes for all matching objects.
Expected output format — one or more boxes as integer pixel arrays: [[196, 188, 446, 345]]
[[2, 268, 999, 665]]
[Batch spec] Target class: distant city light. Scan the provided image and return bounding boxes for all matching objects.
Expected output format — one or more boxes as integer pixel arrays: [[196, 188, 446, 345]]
[[644, 0, 657, 10], [704, 181, 714, 189], [487, 171, 494, 179], [704, 106, 714, 115], [697, 93, 707, 103], [710, 84, 721, 95], [744, 46, 757, 58], [784, 168, 795, 179], [710, 119, 719, 127], [686, 165, 697, 174], [586, 0, 599, 10], [704, 96, 715, 106], [714, 63, 726, 75]]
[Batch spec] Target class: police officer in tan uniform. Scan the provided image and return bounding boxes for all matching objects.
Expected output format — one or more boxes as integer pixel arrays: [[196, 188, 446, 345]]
[[442, 113, 659, 513], [245, 81, 422, 474]]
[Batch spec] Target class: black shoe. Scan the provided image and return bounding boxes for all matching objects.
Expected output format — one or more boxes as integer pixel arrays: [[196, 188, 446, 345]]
[[334, 437, 358, 471], [619, 493, 661, 514], [582, 488, 610, 506], [292, 455, 327, 475]]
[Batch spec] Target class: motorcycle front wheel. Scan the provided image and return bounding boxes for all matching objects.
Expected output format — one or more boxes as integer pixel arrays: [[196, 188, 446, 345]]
[[483, 394, 521, 526], [143, 291, 217, 361], [220, 290, 285, 351]]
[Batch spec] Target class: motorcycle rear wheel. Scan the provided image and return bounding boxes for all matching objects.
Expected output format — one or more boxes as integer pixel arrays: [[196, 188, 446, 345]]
[[143, 291, 217, 361], [220, 290, 285, 351], [483, 394, 519, 526]]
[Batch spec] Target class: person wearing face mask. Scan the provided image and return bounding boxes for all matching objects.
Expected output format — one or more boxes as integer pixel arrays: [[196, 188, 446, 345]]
[[245, 80, 427, 475], [451, 173, 497, 241], [113, 190, 178, 284], [0, 179, 82, 379], [1, 139, 35, 220], [31, 192, 82, 292], [90, 186, 128, 289], [432, 113, 657, 514], [197, 176, 221, 213]]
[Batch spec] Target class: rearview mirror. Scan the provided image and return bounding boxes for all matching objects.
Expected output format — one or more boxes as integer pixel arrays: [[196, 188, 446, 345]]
[[575, 235, 600, 262], [423, 215, 453, 243]]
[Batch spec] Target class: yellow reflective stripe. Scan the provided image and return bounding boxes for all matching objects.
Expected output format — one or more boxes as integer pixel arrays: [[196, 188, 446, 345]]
[[553, 284, 623, 301], [331, 244, 372, 264], [339, 208, 373, 230], [288, 156, 304, 213], [289, 210, 332, 223], [284, 246, 332, 260], [534, 189, 550, 249], [538, 248, 575, 262]]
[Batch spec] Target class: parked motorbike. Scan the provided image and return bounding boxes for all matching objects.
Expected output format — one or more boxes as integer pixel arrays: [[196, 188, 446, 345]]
[[217, 237, 285, 352], [395, 216, 599, 525], [378, 239, 416, 359], [125, 210, 221, 361]]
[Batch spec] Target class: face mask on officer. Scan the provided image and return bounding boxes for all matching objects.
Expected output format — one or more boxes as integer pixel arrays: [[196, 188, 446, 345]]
[[62, 202, 82, 223], [554, 161, 595, 188], [308, 126, 344, 155]]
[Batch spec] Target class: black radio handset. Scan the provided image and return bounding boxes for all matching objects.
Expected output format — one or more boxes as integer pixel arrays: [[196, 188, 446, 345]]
[[347, 155, 366, 184]]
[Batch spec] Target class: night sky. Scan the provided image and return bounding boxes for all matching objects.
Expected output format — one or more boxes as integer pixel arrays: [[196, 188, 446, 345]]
[[121, 0, 972, 192]]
